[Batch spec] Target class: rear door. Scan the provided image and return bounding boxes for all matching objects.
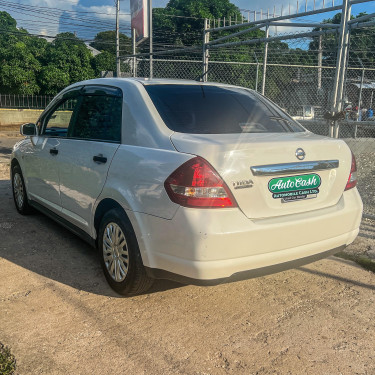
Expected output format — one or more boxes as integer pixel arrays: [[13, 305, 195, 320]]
[[56, 85, 122, 233]]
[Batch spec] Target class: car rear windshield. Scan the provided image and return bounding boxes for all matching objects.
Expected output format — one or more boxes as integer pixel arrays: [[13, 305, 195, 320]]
[[145, 84, 305, 134]]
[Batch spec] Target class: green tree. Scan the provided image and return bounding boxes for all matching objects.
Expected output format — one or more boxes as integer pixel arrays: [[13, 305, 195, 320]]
[[0, 12, 45, 94], [149, 0, 271, 89], [38, 65, 70, 95], [0, 11, 18, 32], [90, 31, 132, 56], [0, 13, 100, 95], [153, 0, 258, 47], [38, 32, 95, 94], [92, 51, 116, 75]]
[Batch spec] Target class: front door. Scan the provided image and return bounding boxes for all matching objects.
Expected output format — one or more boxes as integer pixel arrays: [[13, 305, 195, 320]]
[[23, 95, 80, 214]]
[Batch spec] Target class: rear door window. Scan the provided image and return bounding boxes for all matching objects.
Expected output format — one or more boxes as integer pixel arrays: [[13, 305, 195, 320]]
[[145, 84, 304, 134], [68, 93, 122, 142]]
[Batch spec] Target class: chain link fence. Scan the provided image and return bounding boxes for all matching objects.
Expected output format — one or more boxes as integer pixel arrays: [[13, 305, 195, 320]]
[[134, 38, 374, 216]]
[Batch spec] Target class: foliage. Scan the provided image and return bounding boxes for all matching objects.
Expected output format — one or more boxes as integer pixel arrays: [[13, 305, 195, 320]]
[[39, 32, 95, 93], [0, 33, 44, 94], [153, 0, 266, 55], [153, 0, 242, 46], [90, 30, 132, 55], [92, 51, 117, 75], [0, 343, 16, 375], [309, 12, 375, 67], [0, 11, 17, 31], [0, 13, 98, 95], [38, 65, 70, 95]]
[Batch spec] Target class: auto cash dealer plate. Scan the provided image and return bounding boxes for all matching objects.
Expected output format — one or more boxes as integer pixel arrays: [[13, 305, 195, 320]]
[[268, 173, 321, 203]]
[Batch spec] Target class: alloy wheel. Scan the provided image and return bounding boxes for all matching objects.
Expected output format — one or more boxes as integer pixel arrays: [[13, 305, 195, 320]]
[[102, 222, 129, 282], [13, 173, 24, 209]]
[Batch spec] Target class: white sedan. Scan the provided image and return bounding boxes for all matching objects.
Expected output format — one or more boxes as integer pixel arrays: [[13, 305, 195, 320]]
[[11, 78, 363, 296]]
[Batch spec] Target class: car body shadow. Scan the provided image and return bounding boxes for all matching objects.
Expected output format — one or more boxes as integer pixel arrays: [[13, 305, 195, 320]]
[[0, 179, 182, 297]]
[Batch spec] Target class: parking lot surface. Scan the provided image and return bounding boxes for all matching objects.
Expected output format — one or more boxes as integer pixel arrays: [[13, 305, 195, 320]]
[[0, 135, 374, 375]]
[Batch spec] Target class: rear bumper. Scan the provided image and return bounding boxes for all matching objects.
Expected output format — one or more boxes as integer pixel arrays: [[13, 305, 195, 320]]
[[133, 188, 362, 282], [145, 245, 346, 285]]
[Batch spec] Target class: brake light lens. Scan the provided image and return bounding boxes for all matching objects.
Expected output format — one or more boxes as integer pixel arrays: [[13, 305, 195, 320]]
[[345, 152, 357, 191], [164, 157, 237, 208]]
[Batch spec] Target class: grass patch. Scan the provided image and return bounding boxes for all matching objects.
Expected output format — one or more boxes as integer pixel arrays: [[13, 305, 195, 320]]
[[0, 343, 16, 375], [335, 251, 375, 273]]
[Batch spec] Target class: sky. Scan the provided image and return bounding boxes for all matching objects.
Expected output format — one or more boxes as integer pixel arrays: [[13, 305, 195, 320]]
[[3, 0, 375, 41]]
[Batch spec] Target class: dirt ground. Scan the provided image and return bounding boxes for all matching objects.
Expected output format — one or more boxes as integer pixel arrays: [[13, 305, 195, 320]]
[[0, 135, 375, 375]]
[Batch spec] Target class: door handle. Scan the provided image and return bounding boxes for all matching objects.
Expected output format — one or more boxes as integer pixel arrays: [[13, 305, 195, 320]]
[[50, 148, 58, 155], [93, 155, 107, 164]]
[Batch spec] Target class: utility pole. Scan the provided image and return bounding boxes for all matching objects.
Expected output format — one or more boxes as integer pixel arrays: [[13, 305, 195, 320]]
[[149, 0, 153, 79], [115, 0, 120, 77]]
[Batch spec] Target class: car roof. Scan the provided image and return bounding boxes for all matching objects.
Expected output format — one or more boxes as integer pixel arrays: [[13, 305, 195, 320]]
[[128, 78, 226, 86], [66, 77, 242, 90]]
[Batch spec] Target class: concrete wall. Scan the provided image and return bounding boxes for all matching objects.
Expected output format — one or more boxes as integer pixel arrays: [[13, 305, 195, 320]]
[[0, 109, 43, 129]]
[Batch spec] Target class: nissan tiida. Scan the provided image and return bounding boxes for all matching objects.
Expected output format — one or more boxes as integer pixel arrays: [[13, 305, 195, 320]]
[[11, 78, 363, 295]]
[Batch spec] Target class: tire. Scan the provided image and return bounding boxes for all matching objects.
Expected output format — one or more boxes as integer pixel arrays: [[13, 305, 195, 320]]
[[98, 208, 154, 296], [11, 164, 33, 215]]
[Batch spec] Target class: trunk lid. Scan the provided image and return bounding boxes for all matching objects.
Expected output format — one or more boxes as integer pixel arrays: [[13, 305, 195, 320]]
[[170, 132, 352, 219]]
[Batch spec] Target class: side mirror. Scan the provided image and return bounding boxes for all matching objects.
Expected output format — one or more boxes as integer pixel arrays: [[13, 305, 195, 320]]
[[20, 123, 37, 136]]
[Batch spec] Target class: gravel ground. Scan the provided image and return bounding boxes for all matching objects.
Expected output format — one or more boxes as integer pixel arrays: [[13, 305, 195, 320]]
[[0, 134, 375, 374]]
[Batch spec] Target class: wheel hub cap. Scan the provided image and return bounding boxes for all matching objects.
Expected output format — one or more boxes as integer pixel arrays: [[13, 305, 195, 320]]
[[13, 173, 24, 209], [103, 222, 129, 282]]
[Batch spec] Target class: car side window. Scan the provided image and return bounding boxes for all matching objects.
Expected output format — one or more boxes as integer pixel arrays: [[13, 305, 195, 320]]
[[68, 94, 122, 142], [43, 98, 79, 137]]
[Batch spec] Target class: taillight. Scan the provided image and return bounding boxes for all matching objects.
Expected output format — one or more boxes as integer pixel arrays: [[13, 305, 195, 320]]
[[164, 157, 237, 208], [345, 152, 357, 191]]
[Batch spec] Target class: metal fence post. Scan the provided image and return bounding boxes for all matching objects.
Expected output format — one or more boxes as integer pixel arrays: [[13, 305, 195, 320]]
[[202, 18, 210, 82], [132, 28, 137, 77], [261, 23, 270, 95], [115, 0, 120, 77], [335, 1, 351, 138], [253, 52, 259, 92], [149, 0, 153, 79], [318, 31, 322, 90], [331, 0, 351, 138], [358, 66, 365, 121]]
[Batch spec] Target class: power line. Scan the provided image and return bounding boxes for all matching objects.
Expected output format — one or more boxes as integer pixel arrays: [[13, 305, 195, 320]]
[[0, 4, 124, 29], [2, 0, 131, 17]]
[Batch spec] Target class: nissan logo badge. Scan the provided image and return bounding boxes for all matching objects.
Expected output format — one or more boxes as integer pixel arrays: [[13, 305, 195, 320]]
[[295, 148, 306, 160]]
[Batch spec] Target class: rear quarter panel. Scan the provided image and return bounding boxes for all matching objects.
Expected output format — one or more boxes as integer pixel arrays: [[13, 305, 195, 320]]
[[96, 145, 192, 219]]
